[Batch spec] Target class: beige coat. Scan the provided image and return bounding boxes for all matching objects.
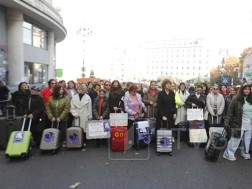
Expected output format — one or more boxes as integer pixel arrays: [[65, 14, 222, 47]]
[[70, 94, 92, 132]]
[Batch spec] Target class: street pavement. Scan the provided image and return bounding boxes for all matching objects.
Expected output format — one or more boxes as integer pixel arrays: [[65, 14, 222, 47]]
[[0, 140, 252, 189]]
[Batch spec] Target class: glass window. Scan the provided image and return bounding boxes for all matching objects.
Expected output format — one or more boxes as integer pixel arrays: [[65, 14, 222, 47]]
[[23, 21, 47, 49], [24, 62, 48, 84], [33, 26, 47, 49], [23, 22, 32, 45]]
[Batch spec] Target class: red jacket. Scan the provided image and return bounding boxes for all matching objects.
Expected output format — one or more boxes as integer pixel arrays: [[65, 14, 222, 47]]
[[41, 87, 51, 105]]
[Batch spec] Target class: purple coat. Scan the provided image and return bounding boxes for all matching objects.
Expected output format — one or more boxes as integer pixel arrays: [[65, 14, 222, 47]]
[[124, 91, 145, 120]]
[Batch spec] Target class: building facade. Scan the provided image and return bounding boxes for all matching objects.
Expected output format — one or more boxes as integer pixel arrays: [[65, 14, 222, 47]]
[[0, 0, 66, 86], [144, 38, 214, 83]]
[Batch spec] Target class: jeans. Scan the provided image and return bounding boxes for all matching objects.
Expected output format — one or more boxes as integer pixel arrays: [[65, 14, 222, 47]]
[[223, 129, 252, 158]]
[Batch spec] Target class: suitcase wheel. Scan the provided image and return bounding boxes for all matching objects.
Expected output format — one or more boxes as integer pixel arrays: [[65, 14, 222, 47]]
[[21, 153, 27, 158], [168, 152, 172, 156], [156, 152, 160, 156]]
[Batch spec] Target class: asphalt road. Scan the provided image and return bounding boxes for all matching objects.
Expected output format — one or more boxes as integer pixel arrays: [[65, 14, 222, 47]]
[[0, 140, 252, 189]]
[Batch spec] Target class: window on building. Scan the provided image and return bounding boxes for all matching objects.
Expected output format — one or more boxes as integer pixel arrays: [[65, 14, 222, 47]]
[[24, 62, 48, 84], [23, 22, 32, 45], [23, 21, 47, 49]]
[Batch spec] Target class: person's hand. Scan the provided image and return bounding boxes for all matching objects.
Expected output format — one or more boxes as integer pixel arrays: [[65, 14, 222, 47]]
[[56, 117, 61, 122], [113, 107, 118, 112], [134, 112, 140, 118], [23, 114, 27, 118], [192, 103, 197, 108], [149, 101, 153, 105], [51, 117, 56, 122], [27, 114, 33, 119], [99, 116, 103, 120], [153, 103, 157, 107], [173, 114, 177, 120], [162, 116, 167, 121], [143, 107, 147, 113]]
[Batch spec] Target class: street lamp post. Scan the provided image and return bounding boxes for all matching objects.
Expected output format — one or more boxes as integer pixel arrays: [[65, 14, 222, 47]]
[[77, 27, 92, 78]]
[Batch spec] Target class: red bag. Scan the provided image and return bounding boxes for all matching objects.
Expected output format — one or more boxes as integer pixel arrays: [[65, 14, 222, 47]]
[[111, 126, 128, 151]]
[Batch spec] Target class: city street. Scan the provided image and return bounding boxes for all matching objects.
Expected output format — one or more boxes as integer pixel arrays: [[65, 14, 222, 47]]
[[0, 140, 252, 189]]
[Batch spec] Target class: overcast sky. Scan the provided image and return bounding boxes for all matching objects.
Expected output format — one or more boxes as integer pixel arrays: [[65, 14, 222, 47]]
[[53, 0, 252, 80]]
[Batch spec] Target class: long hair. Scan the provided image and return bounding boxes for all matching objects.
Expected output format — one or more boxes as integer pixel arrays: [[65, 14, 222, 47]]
[[67, 80, 76, 89], [202, 83, 209, 95], [51, 84, 64, 99], [18, 82, 28, 91], [109, 80, 123, 98], [178, 82, 186, 94], [236, 84, 252, 105]]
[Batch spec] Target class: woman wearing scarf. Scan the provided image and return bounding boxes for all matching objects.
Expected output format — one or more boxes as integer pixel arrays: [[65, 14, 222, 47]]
[[92, 89, 110, 147], [143, 80, 159, 118]]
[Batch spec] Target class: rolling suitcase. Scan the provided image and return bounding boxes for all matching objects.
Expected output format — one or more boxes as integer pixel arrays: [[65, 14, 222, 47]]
[[5, 118, 32, 159], [40, 121, 60, 153], [205, 128, 227, 161], [66, 117, 83, 149], [134, 120, 152, 150], [111, 126, 128, 151], [156, 120, 172, 156]]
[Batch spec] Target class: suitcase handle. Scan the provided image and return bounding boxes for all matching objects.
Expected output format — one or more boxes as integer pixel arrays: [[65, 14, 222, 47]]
[[147, 105, 155, 118], [114, 108, 122, 113], [6, 105, 16, 120], [75, 116, 81, 127], [51, 121, 60, 129], [211, 115, 219, 124], [161, 119, 169, 129], [21, 118, 32, 132]]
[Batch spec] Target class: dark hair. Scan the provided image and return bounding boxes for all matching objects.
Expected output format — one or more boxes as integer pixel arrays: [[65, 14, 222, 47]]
[[99, 89, 106, 94], [109, 80, 123, 98], [202, 83, 209, 94], [196, 85, 203, 89], [150, 80, 156, 85], [18, 82, 28, 91], [178, 82, 186, 94], [161, 79, 171, 89], [48, 79, 56, 86], [236, 84, 252, 105], [51, 84, 64, 99], [189, 86, 195, 93], [129, 84, 138, 92], [67, 80, 76, 89], [93, 83, 101, 89]]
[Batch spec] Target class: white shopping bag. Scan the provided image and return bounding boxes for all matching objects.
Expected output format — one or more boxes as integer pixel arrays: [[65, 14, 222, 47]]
[[189, 129, 208, 143], [187, 108, 203, 121]]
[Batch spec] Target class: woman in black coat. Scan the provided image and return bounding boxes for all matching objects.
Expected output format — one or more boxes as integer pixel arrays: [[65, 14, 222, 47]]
[[156, 79, 177, 130], [25, 86, 45, 145], [12, 82, 30, 116], [108, 80, 125, 113], [185, 85, 206, 109]]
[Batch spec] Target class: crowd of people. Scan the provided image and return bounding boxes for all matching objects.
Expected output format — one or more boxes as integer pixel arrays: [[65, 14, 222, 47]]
[[0, 78, 252, 160]]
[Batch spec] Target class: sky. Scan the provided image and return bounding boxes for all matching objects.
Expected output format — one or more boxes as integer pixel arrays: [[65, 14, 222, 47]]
[[52, 0, 252, 81]]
